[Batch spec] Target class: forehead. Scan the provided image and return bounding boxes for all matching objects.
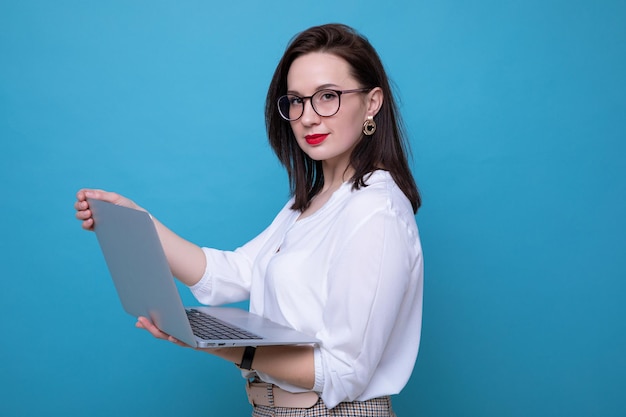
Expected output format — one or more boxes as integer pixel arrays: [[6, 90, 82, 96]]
[[287, 52, 355, 92]]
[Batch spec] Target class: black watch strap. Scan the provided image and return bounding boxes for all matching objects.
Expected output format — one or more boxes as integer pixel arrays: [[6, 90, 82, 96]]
[[239, 346, 257, 370]]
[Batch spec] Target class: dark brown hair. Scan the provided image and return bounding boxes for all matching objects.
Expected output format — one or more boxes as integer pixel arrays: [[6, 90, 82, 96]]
[[265, 23, 421, 213]]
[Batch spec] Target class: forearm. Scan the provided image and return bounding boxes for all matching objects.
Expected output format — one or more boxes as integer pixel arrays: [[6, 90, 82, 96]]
[[151, 216, 206, 286], [206, 345, 316, 390]]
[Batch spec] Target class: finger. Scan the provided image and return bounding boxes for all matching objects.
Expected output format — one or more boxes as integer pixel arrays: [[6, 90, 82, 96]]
[[75, 207, 91, 220], [76, 189, 89, 202], [83, 189, 126, 206], [167, 335, 191, 348], [136, 318, 190, 347], [81, 218, 94, 231], [136, 316, 160, 333], [136, 316, 170, 340], [74, 200, 85, 211], [77, 188, 119, 204], [74, 197, 92, 211]]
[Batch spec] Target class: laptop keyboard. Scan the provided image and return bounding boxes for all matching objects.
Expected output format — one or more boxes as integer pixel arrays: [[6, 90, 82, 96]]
[[186, 309, 263, 340]]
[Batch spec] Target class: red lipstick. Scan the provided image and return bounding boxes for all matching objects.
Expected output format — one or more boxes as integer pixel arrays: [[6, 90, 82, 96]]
[[305, 133, 328, 145]]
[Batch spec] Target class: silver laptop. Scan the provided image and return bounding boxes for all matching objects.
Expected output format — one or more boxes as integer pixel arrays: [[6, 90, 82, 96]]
[[88, 198, 319, 348]]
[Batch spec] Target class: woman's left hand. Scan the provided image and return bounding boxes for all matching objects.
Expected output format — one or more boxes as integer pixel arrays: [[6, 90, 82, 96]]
[[135, 316, 191, 348], [135, 316, 314, 388], [135, 317, 245, 365]]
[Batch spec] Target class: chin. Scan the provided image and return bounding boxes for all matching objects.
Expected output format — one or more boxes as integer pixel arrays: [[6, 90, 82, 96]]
[[302, 149, 329, 162]]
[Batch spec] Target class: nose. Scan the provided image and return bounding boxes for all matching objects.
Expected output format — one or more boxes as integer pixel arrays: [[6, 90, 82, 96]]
[[299, 98, 321, 126]]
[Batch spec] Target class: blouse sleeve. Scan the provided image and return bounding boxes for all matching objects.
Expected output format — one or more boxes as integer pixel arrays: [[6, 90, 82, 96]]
[[313, 205, 423, 407], [189, 200, 295, 306]]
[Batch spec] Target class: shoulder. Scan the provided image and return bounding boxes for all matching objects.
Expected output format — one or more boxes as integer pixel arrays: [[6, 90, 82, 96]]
[[348, 171, 413, 216], [339, 170, 417, 232], [328, 171, 421, 260]]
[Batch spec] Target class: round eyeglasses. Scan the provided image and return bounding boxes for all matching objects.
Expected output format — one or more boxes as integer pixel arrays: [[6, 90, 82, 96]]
[[277, 88, 372, 121]]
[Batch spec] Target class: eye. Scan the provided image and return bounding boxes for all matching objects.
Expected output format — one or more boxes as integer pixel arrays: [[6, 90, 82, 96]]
[[289, 96, 303, 105], [318, 91, 338, 102]]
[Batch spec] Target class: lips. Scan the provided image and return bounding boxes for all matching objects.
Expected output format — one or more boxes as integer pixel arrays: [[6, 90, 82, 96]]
[[305, 133, 328, 145]]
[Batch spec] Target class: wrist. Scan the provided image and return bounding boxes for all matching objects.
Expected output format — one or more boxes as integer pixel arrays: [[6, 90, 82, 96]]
[[238, 346, 257, 370]]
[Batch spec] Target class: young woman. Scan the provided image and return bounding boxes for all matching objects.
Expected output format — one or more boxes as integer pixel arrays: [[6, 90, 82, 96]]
[[75, 23, 423, 416]]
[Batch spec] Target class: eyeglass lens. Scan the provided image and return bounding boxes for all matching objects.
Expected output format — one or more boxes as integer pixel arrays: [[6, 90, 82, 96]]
[[278, 90, 341, 121]]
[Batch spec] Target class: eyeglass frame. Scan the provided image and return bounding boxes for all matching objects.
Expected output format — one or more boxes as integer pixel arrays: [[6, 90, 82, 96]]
[[277, 87, 373, 121]]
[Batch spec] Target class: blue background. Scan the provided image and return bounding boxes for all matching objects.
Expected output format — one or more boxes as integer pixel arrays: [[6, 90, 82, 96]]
[[1, 1, 625, 416]]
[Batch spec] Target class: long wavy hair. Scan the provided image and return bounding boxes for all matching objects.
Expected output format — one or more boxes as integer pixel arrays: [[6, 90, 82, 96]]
[[265, 24, 421, 213]]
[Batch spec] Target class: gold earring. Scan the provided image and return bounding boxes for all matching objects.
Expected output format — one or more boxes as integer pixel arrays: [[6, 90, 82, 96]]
[[362, 116, 376, 136]]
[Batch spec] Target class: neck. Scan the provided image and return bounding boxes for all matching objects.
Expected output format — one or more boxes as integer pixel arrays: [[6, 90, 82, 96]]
[[320, 161, 354, 193]]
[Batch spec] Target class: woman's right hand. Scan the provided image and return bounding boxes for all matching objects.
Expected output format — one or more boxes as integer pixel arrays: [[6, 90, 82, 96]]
[[74, 189, 144, 231]]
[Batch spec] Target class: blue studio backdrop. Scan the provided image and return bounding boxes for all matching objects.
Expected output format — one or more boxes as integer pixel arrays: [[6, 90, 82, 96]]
[[1, 1, 625, 416]]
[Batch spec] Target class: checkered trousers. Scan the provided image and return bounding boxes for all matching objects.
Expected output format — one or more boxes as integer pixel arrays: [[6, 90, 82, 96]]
[[251, 396, 396, 417]]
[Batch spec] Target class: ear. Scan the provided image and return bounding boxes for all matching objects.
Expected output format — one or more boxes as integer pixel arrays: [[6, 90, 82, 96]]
[[366, 87, 384, 118]]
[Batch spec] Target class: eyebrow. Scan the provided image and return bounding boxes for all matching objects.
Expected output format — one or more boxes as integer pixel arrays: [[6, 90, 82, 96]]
[[287, 83, 341, 96]]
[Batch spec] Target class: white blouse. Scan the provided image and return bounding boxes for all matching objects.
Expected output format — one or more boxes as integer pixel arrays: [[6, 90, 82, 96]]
[[189, 170, 423, 408]]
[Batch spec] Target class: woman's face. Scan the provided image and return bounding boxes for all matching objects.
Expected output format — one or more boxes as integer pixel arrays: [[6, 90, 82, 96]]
[[286, 52, 380, 169]]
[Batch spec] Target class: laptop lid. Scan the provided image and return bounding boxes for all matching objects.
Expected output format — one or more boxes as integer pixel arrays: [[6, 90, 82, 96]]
[[88, 198, 319, 348]]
